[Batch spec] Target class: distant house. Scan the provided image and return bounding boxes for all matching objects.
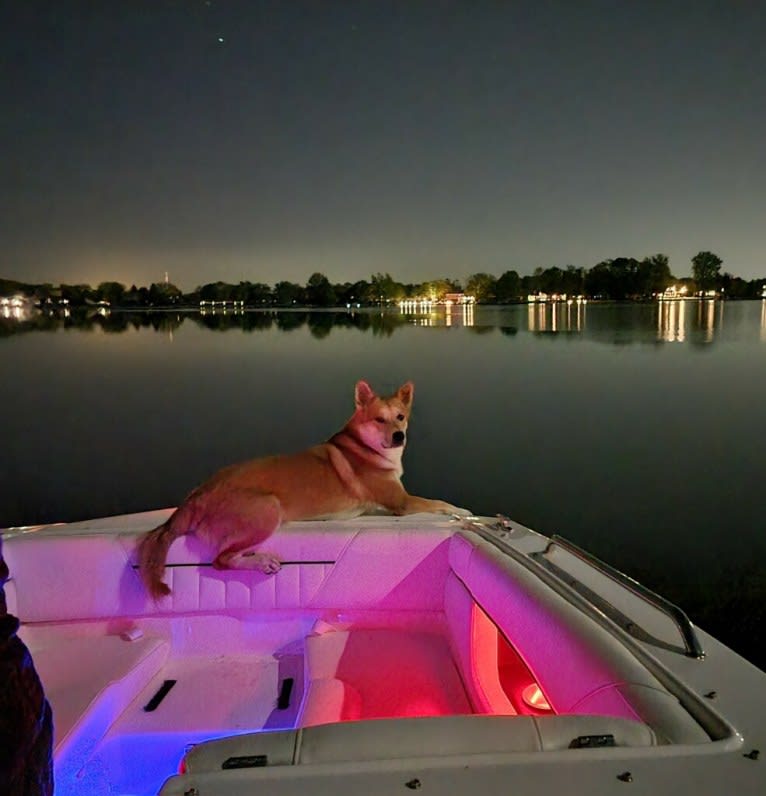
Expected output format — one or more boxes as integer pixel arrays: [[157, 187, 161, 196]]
[[0, 294, 32, 318], [199, 299, 245, 314], [527, 292, 569, 302], [199, 300, 245, 308], [659, 286, 688, 300]]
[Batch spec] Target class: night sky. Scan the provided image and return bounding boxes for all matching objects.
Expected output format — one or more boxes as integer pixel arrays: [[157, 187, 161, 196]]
[[3, 1, 765, 290]]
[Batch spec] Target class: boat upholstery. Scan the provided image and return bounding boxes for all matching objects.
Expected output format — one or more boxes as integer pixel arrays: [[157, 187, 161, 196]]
[[299, 627, 472, 726], [170, 714, 658, 781], [445, 531, 709, 744], [2, 518, 709, 752], [298, 677, 363, 727], [3, 523, 452, 621]]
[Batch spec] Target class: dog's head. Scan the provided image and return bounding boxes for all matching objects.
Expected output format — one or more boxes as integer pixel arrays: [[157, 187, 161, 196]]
[[352, 380, 414, 454]]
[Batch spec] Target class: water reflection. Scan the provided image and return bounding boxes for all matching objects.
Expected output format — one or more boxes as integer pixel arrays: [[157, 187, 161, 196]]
[[399, 301, 475, 327], [527, 300, 586, 333], [696, 299, 717, 344], [192, 309, 410, 338], [657, 298, 686, 342], [1, 301, 765, 346], [446, 301, 474, 327]]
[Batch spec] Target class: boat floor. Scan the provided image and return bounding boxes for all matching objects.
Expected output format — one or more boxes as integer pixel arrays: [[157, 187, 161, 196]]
[[55, 623, 474, 795], [115, 653, 305, 735], [69, 653, 302, 796]]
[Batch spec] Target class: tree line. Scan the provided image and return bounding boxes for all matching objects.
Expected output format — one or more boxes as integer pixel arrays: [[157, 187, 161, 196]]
[[2, 251, 764, 308]]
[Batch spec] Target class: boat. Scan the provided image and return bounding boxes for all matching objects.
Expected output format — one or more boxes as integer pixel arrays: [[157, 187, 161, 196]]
[[2, 509, 764, 795]]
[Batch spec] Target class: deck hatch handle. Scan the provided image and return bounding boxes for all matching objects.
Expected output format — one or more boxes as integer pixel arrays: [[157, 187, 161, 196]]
[[277, 677, 294, 709], [143, 679, 177, 712], [569, 734, 616, 749], [222, 755, 268, 769]]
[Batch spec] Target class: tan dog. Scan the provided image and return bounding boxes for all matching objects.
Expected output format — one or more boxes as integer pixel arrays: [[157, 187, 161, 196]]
[[138, 380, 469, 598]]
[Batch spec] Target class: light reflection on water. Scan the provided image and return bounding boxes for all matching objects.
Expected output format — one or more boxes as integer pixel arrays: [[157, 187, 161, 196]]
[[658, 299, 685, 342], [524, 300, 586, 333], [1, 301, 765, 667], [3, 298, 765, 345]]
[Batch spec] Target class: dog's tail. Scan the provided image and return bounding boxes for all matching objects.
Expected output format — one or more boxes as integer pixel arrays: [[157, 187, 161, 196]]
[[137, 513, 185, 600]]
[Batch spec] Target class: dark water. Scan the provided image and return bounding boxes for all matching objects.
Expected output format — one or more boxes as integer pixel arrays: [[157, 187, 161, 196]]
[[2, 300, 765, 667]]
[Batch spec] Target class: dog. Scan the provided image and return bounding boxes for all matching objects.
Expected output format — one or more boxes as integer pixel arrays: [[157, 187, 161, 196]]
[[138, 380, 469, 598]]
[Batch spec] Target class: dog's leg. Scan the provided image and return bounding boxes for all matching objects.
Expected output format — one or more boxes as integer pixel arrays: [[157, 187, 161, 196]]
[[376, 482, 472, 517], [210, 493, 283, 574], [397, 495, 472, 516]]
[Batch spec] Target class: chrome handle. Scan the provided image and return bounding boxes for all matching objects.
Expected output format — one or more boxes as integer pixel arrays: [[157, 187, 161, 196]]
[[538, 535, 705, 659]]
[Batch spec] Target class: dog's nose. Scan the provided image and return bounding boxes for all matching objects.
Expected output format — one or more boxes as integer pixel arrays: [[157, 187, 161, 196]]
[[392, 430, 405, 446]]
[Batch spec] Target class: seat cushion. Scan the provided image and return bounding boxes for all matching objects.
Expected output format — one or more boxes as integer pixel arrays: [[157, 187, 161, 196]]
[[300, 628, 471, 725]]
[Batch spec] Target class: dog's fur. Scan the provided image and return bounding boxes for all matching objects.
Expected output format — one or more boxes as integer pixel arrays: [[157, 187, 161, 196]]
[[138, 380, 468, 599]]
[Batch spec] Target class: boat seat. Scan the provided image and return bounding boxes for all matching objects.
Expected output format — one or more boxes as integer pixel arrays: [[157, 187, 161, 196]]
[[446, 531, 710, 744], [294, 714, 658, 763], [19, 627, 169, 757], [299, 678, 363, 726], [298, 627, 472, 726], [2, 521, 453, 621], [160, 714, 657, 788]]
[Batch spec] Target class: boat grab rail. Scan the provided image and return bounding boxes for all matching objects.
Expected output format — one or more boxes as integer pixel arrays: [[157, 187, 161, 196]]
[[532, 535, 705, 659], [457, 516, 704, 660]]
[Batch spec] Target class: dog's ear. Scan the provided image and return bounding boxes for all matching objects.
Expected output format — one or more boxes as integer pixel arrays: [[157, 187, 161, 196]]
[[397, 381, 414, 408], [355, 380, 376, 408]]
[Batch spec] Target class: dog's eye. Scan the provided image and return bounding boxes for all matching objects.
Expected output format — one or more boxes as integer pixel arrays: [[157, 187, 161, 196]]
[[375, 417, 386, 424], [397, 414, 405, 421]]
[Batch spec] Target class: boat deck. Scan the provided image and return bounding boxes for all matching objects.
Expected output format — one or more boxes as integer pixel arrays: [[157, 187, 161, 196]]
[[3, 510, 765, 796]]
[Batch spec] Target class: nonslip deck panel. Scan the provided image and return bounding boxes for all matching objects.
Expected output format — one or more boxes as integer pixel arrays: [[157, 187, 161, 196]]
[[18, 630, 171, 754], [109, 655, 296, 735]]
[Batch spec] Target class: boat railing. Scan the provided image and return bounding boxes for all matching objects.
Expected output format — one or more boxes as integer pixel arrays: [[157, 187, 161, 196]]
[[531, 535, 705, 659], [461, 516, 705, 660]]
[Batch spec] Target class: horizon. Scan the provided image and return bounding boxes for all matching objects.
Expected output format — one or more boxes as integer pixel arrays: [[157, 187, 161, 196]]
[[2, 251, 763, 296], [3, 2, 766, 287]]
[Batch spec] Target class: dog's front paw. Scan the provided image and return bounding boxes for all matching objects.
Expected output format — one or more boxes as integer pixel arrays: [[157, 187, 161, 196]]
[[455, 507, 474, 518], [443, 504, 474, 518], [240, 551, 282, 574], [257, 553, 282, 575]]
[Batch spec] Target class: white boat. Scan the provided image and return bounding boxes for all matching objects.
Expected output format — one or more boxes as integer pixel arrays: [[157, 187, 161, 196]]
[[2, 509, 764, 795]]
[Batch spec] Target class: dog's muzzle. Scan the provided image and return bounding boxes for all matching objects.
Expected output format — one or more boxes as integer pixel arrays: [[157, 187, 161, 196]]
[[392, 431, 406, 447]]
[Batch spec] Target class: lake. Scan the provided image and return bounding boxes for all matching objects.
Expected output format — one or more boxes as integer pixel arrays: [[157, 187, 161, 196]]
[[2, 299, 765, 668]]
